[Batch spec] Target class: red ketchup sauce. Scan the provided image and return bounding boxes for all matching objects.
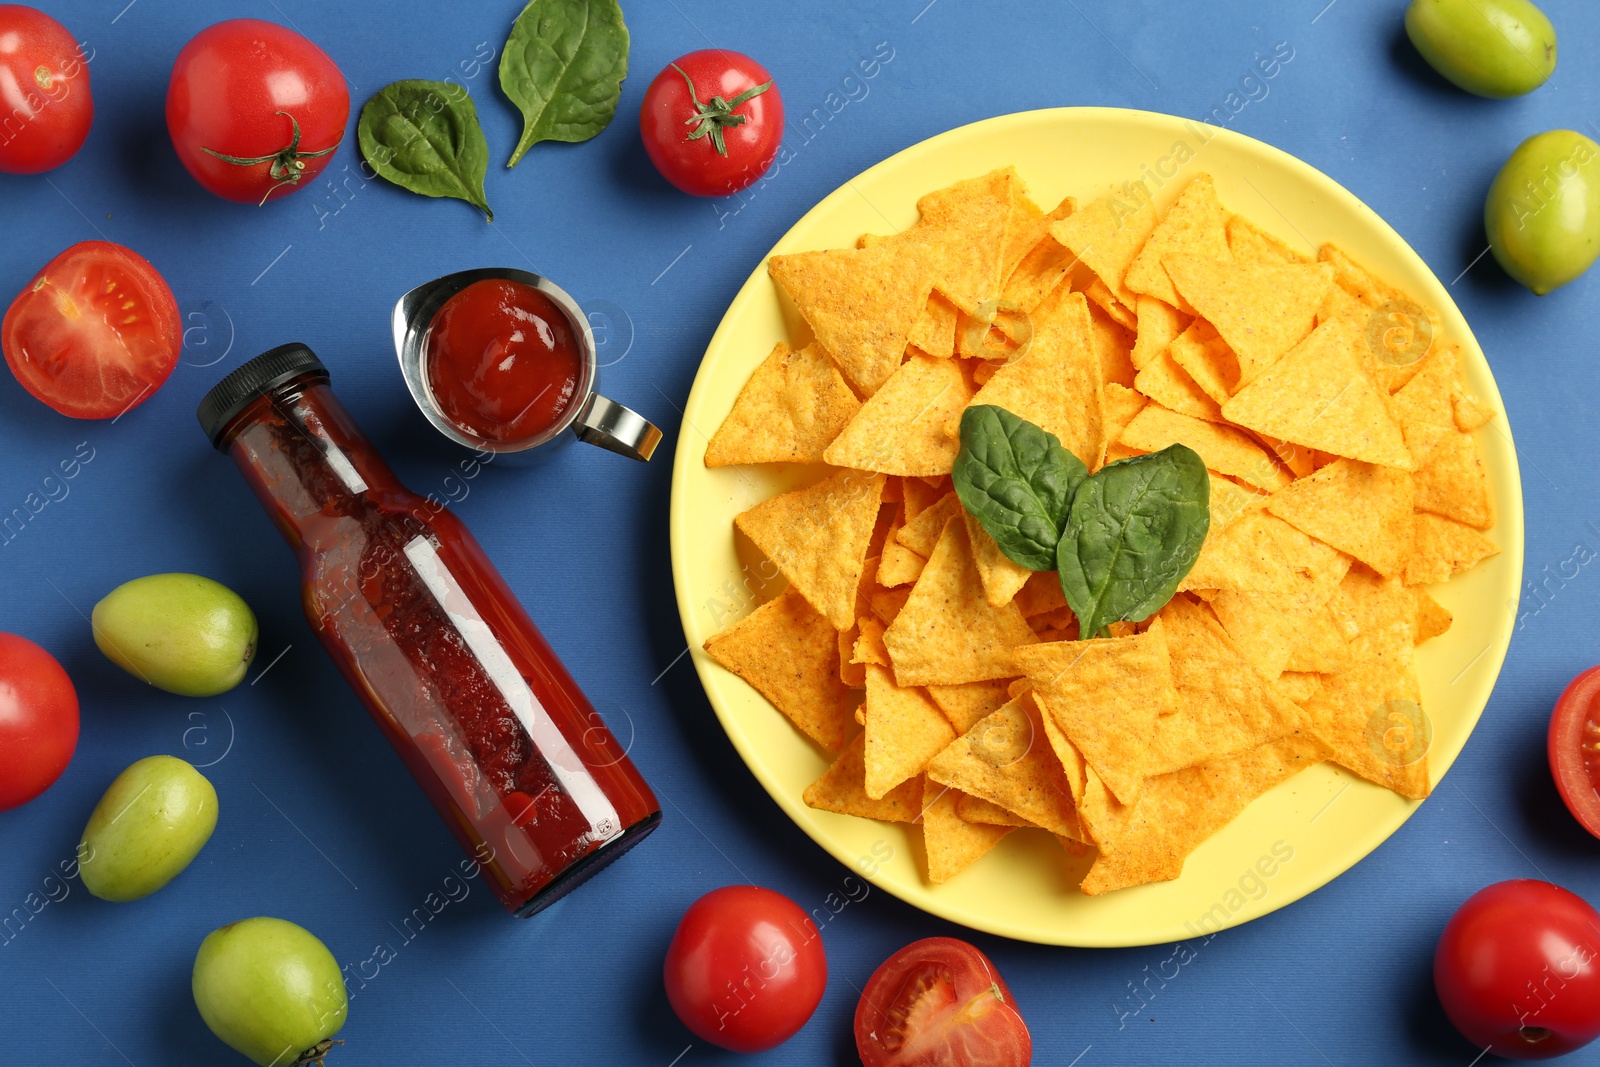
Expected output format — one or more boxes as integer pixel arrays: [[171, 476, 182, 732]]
[[424, 279, 585, 443]]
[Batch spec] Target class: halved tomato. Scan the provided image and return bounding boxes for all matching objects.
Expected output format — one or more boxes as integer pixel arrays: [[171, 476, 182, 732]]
[[855, 937, 1032, 1067], [1549, 665, 1600, 838], [2, 241, 181, 419]]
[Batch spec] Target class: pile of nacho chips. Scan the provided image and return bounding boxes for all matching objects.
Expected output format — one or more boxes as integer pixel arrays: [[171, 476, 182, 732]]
[[700, 167, 1498, 895]]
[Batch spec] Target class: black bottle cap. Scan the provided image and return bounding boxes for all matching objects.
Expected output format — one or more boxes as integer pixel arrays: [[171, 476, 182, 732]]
[[196, 343, 328, 449]]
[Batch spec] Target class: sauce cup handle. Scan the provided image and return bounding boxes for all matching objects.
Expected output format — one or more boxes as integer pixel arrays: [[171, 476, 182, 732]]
[[572, 393, 662, 462]]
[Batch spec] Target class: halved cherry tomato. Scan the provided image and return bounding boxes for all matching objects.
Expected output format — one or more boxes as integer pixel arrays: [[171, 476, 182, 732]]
[[855, 937, 1032, 1067], [2, 241, 180, 419], [1549, 666, 1600, 838]]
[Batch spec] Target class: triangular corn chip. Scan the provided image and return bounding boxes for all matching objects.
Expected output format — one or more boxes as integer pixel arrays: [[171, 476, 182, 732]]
[[964, 510, 1032, 608], [1014, 629, 1176, 805], [863, 664, 955, 799], [925, 692, 1079, 836], [1227, 214, 1310, 265], [735, 469, 886, 629], [703, 588, 857, 751], [1264, 459, 1415, 577], [1166, 320, 1239, 405], [1405, 512, 1498, 586], [1221, 314, 1414, 470], [877, 507, 927, 588], [1134, 345, 1224, 422], [1126, 173, 1232, 311], [884, 519, 1039, 685], [909, 292, 960, 359], [1086, 301, 1137, 386], [1181, 507, 1352, 596], [1412, 429, 1494, 530], [1015, 570, 1069, 619], [853, 615, 890, 666], [823, 355, 974, 476], [1283, 601, 1351, 673], [905, 168, 1015, 317], [1415, 588, 1453, 643], [769, 240, 935, 395], [1131, 295, 1187, 372], [922, 779, 1012, 883], [1001, 195, 1078, 313], [957, 794, 1033, 827], [1120, 403, 1291, 491], [804, 732, 924, 821], [1274, 671, 1323, 704], [897, 492, 963, 557], [1050, 186, 1159, 307], [1392, 345, 1460, 464], [1164, 251, 1332, 383], [927, 678, 1016, 734], [706, 342, 861, 467]]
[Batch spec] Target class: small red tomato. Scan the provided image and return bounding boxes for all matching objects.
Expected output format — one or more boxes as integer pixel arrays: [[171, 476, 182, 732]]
[[166, 19, 348, 204], [1435, 880, 1600, 1059], [0, 633, 79, 811], [640, 49, 782, 197], [1549, 666, 1600, 837], [663, 885, 826, 1053], [0, 5, 92, 174], [2, 241, 181, 419], [855, 937, 1032, 1067]]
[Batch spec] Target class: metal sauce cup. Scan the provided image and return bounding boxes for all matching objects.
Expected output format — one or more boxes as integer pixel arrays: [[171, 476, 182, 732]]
[[393, 267, 661, 462]]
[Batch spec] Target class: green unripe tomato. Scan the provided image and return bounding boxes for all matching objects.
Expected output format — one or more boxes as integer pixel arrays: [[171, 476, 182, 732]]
[[193, 917, 348, 1067], [1485, 130, 1600, 295], [92, 573, 258, 697], [1405, 0, 1556, 98], [79, 755, 217, 901]]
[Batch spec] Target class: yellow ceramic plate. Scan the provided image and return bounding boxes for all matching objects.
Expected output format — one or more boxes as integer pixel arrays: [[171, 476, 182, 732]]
[[668, 108, 1523, 947]]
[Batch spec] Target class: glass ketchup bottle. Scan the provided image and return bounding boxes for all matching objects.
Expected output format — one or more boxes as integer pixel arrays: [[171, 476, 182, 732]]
[[197, 343, 660, 916]]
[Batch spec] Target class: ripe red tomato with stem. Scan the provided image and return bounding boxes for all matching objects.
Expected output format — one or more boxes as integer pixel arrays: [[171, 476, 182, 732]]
[[165, 19, 348, 205], [640, 50, 782, 197], [1549, 665, 1600, 837], [0, 5, 91, 174], [2, 241, 181, 419], [855, 937, 1032, 1067], [662, 885, 826, 1052], [0, 633, 79, 811], [1435, 880, 1600, 1059]]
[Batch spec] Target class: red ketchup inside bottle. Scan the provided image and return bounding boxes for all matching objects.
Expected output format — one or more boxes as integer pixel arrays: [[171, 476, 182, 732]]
[[198, 344, 659, 916], [424, 279, 585, 443]]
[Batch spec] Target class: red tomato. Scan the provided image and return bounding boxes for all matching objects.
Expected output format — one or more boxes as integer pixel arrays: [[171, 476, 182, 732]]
[[165, 19, 348, 205], [855, 937, 1032, 1067], [0, 633, 79, 811], [1435, 880, 1600, 1059], [640, 50, 782, 197], [662, 885, 826, 1052], [0, 5, 91, 174], [1549, 665, 1600, 837], [2, 241, 181, 419]]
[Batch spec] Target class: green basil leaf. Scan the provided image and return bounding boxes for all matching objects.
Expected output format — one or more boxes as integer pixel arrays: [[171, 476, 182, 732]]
[[499, 0, 629, 169], [952, 405, 1088, 571], [1057, 444, 1210, 638], [358, 80, 494, 220]]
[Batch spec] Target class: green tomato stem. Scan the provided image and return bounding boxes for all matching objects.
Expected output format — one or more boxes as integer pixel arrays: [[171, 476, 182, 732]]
[[202, 112, 341, 205], [671, 63, 772, 157]]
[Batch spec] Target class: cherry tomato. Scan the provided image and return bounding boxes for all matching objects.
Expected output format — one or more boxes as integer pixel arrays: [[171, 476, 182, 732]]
[[1549, 666, 1600, 837], [165, 19, 348, 205], [1435, 880, 1600, 1059], [0, 5, 91, 174], [0, 633, 79, 811], [2, 241, 180, 419], [640, 50, 782, 197], [855, 937, 1032, 1067], [662, 885, 826, 1053]]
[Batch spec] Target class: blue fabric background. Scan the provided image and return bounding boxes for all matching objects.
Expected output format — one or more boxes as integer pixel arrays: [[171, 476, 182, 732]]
[[1, 1, 1595, 1064]]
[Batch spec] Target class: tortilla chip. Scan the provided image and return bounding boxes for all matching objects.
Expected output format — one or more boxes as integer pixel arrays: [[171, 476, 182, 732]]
[[1086, 301, 1138, 386], [1015, 569, 1069, 619], [957, 794, 1033, 827], [1392, 346, 1461, 463], [925, 692, 1080, 836], [878, 509, 928, 588], [962, 510, 1033, 609], [735, 469, 886, 629], [1119, 404, 1291, 492], [1134, 341, 1223, 422], [1049, 186, 1159, 307], [901, 477, 946, 523], [862, 664, 955, 798], [1083, 277, 1137, 331], [1014, 629, 1177, 805], [705, 342, 861, 467], [804, 732, 924, 821], [1206, 588, 1336, 680], [1131, 296, 1187, 372], [769, 241, 934, 395], [884, 519, 1039, 685], [1227, 214, 1310, 266], [1405, 512, 1499, 585], [1412, 429, 1494, 530], [1181, 507, 1352, 596], [1000, 196, 1079, 313], [926, 678, 1015, 734], [1222, 314, 1414, 470], [853, 615, 891, 667], [962, 287, 1105, 468], [823, 355, 974, 476], [1209, 476, 1268, 529], [1126, 173, 1232, 311], [1079, 733, 1326, 894], [1163, 251, 1332, 384], [1283, 601, 1352, 674], [908, 292, 960, 359], [905, 169, 1015, 318], [1415, 588, 1453, 643], [897, 492, 963, 557], [922, 779, 1013, 883], [1274, 671, 1323, 704], [1318, 244, 1442, 391], [1166, 320, 1239, 405], [1301, 570, 1430, 798], [703, 588, 857, 751], [1453, 377, 1494, 432], [1264, 459, 1414, 578]]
